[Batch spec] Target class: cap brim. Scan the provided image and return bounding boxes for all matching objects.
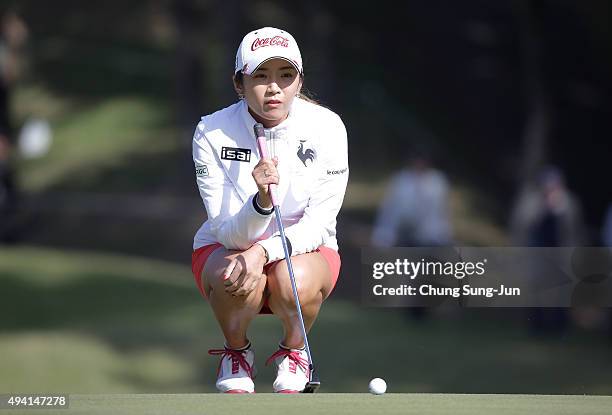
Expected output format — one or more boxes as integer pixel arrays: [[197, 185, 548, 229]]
[[245, 56, 302, 75]]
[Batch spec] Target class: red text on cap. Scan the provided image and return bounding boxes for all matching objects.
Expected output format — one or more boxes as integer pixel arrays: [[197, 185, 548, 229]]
[[251, 36, 289, 51]]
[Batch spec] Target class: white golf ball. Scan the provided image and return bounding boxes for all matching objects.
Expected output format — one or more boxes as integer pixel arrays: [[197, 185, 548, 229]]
[[368, 377, 387, 395]]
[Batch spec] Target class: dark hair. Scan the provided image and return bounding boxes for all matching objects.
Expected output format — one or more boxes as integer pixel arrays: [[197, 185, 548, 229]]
[[233, 71, 319, 105]]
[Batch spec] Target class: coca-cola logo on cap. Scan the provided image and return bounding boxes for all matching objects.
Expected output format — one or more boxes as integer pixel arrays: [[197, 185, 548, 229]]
[[251, 36, 290, 51]]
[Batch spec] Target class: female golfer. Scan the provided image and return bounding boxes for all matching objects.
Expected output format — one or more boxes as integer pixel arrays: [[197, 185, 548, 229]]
[[191, 27, 348, 393]]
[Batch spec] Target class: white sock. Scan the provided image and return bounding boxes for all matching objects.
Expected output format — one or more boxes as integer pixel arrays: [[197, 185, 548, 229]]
[[225, 341, 251, 351], [279, 342, 305, 352]]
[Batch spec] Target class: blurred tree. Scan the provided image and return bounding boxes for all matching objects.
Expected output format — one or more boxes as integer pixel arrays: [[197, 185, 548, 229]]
[[515, 0, 550, 186], [172, 0, 205, 137]]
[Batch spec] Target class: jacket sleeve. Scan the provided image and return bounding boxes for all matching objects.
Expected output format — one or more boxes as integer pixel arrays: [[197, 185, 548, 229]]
[[256, 114, 349, 261], [193, 121, 274, 250]]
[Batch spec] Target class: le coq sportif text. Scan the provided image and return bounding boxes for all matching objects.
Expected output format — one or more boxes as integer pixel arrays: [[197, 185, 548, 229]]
[[372, 258, 487, 280]]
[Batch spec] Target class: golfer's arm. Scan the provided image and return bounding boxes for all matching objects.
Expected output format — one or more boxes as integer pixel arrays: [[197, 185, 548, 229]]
[[193, 127, 274, 250]]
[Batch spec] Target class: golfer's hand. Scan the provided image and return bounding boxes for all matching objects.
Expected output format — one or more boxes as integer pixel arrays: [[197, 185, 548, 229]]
[[223, 244, 268, 296], [252, 157, 279, 209]]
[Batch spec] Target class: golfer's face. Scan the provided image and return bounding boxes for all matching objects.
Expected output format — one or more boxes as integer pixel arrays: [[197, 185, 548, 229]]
[[243, 59, 302, 128]]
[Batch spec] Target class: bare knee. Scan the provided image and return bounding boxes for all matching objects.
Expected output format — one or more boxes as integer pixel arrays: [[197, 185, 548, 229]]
[[267, 261, 322, 307], [201, 248, 245, 297]]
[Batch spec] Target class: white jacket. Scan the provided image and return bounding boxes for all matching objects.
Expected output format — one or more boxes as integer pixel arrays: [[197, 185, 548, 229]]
[[192, 97, 349, 263]]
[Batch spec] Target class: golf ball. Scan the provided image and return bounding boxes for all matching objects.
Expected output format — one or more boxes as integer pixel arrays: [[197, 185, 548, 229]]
[[368, 377, 387, 395]]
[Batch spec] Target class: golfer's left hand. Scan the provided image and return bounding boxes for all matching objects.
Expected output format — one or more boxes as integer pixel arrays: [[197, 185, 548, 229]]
[[223, 244, 267, 296]]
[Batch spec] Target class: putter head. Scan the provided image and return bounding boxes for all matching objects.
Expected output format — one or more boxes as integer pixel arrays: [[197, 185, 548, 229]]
[[301, 366, 320, 393], [302, 380, 320, 393]]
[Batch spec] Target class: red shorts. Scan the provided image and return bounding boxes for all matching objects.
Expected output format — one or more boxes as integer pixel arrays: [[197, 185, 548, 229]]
[[191, 243, 341, 314]]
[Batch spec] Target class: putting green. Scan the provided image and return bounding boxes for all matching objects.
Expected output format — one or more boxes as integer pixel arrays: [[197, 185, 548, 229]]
[[9, 393, 611, 415]]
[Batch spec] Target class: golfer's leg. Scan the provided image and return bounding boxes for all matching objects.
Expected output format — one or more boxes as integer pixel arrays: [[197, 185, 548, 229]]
[[202, 247, 267, 349], [266, 252, 333, 349]]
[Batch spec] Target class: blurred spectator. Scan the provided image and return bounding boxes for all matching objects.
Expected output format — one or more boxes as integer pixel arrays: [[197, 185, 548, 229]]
[[510, 166, 584, 247], [371, 152, 452, 321], [371, 153, 452, 248], [510, 166, 585, 335], [0, 9, 28, 242]]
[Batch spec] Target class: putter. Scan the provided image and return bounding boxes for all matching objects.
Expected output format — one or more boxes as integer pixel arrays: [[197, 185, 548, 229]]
[[254, 123, 321, 393]]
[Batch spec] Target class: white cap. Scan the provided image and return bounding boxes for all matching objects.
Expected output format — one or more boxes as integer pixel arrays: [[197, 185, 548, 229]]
[[235, 27, 303, 76]]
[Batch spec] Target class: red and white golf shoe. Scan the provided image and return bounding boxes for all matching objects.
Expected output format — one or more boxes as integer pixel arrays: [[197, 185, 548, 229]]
[[208, 343, 256, 393], [266, 344, 310, 393]]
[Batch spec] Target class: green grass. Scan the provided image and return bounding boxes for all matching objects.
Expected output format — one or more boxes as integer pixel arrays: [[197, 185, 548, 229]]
[[2, 246, 612, 396], [13, 86, 178, 193], [6, 394, 612, 415]]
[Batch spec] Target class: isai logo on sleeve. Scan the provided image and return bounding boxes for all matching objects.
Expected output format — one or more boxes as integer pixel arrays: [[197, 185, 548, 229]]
[[297, 140, 316, 167], [195, 164, 209, 177], [221, 147, 251, 162]]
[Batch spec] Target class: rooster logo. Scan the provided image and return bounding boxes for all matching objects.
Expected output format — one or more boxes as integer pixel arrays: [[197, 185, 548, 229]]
[[297, 140, 316, 167]]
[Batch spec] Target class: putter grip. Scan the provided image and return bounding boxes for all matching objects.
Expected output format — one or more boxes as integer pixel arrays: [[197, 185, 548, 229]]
[[253, 123, 278, 206]]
